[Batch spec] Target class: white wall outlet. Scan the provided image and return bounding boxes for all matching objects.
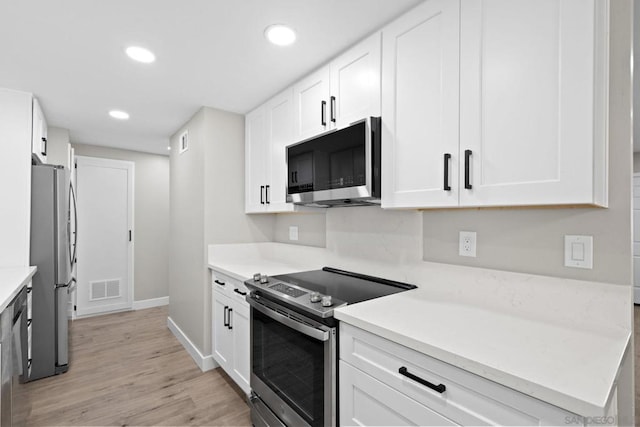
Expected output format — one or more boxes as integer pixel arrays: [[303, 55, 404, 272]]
[[459, 231, 477, 257], [289, 226, 299, 241], [564, 235, 593, 269]]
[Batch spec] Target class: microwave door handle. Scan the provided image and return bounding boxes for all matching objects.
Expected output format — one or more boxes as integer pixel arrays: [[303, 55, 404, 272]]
[[248, 298, 329, 342]]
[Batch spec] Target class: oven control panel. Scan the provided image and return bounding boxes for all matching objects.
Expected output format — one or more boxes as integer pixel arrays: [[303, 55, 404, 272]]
[[245, 273, 346, 319]]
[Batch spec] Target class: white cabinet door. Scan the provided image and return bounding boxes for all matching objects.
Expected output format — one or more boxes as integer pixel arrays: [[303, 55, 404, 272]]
[[245, 106, 268, 213], [31, 98, 47, 164], [339, 361, 458, 427], [381, 0, 461, 209], [212, 289, 232, 369], [293, 65, 331, 142], [266, 88, 295, 212], [459, 0, 607, 207], [231, 301, 250, 394], [330, 33, 381, 129]]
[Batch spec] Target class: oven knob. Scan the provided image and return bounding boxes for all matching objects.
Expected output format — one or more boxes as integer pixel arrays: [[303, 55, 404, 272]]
[[321, 295, 333, 307], [253, 273, 261, 282], [310, 292, 322, 303], [260, 275, 269, 284]]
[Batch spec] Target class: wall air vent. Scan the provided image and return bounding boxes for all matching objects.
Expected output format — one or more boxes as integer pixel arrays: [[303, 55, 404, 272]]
[[179, 130, 189, 154]]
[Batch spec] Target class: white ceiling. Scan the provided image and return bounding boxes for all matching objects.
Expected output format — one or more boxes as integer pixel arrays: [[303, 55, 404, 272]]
[[0, 0, 422, 155]]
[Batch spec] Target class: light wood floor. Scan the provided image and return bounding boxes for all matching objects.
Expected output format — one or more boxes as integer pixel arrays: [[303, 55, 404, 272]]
[[22, 306, 251, 426]]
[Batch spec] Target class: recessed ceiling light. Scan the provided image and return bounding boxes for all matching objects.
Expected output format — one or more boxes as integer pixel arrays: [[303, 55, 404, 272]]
[[264, 24, 296, 46], [167, 146, 171, 151], [125, 46, 156, 63], [109, 110, 130, 120]]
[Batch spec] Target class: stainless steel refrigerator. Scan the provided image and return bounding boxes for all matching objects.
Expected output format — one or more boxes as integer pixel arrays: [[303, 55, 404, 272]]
[[29, 163, 77, 381]]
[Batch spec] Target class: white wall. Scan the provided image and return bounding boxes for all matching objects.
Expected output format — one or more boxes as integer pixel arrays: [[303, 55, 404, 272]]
[[72, 143, 170, 302], [169, 107, 274, 355], [0, 89, 32, 268]]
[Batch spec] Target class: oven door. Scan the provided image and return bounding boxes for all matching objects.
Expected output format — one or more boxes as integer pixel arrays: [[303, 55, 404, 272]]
[[249, 296, 335, 427]]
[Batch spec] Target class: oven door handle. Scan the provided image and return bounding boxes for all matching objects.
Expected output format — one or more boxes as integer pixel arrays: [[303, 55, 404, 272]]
[[248, 298, 330, 342]]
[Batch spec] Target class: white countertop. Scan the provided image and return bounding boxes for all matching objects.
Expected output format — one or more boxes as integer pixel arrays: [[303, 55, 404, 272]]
[[208, 242, 631, 417], [0, 266, 36, 311]]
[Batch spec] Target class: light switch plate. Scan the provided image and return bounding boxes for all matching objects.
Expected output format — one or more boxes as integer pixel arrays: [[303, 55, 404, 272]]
[[564, 235, 593, 269], [289, 226, 299, 241]]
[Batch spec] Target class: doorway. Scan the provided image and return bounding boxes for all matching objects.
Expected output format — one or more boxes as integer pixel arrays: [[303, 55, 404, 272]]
[[75, 156, 134, 316]]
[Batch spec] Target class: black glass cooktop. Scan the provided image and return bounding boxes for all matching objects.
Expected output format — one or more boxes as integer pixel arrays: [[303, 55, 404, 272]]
[[272, 267, 417, 305]]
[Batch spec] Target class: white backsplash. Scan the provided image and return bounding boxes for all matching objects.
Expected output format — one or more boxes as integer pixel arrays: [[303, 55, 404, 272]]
[[325, 206, 423, 264]]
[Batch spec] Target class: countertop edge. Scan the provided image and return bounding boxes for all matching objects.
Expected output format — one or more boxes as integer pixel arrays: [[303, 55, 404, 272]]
[[0, 266, 37, 312], [334, 308, 627, 417]]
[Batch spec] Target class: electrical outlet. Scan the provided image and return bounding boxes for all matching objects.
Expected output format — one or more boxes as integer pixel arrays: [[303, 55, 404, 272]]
[[459, 231, 477, 257], [289, 226, 299, 241]]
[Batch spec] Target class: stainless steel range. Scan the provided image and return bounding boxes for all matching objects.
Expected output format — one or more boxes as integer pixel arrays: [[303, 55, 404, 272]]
[[245, 267, 417, 427]]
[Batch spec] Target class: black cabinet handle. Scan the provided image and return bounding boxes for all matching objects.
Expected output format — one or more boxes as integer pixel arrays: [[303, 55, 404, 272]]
[[214, 279, 225, 287], [41, 137, 47, 156], [27, 319, 32, 327], [223, 306, 229, 327], [260, 185, 265, 204], [228, 308, 233, 330], [443, 153, 451, 191], [330, 96, 336, 123], [265, 185, 270, 204], [321, 100, 327, 126], [234, 288, 247, 296], [464, 149, 473, 190], [399, 367, 446, 394]]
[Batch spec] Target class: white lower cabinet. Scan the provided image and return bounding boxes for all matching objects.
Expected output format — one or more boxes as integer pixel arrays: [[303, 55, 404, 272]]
[[339, 323, 587, 426], [211, 270, 250, 395]]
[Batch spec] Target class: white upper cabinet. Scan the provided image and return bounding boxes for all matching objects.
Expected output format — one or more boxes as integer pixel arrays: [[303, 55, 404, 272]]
[[330, 32, 381, 129], [293, 33, 382, 143], [293, 65, 331, 142], [245, 89, 296, 214], [381, 0, 461, 209], [459, 0, 607, 207], [382, 0, 608, 209], [266, 89, 295, 211], [245, 106, 268, 213], [32, 98, 47, 164]]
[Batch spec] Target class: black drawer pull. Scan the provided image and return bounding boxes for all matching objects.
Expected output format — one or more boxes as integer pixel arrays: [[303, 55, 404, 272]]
[[228, 308, 233, 330], [234, 288, 247, 296], [399, 366, 446, 394], [214, 280, 225, 287], [223, 306, 229, 326]]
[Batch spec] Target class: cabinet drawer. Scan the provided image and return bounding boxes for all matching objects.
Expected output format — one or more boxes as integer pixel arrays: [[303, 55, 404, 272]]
[[211, 270, 249, 306], [340, 360, 458, 426], [339, 323, 578, 426]]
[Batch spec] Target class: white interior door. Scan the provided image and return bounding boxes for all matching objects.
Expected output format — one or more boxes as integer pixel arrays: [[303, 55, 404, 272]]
[[633, 174, 640, 304], [76, 156, 134, 316]]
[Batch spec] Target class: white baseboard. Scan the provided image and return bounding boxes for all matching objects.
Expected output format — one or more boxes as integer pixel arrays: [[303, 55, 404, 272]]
[[133, 296, 169, 310], [167, 316, 218, 372]]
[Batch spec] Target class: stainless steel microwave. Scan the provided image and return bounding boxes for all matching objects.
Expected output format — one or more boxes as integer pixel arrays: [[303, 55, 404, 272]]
[[286, 117, 381, 207]]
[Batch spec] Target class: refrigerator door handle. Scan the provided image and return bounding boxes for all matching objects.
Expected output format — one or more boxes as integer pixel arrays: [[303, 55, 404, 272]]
[[69, 182, 78, 265]]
